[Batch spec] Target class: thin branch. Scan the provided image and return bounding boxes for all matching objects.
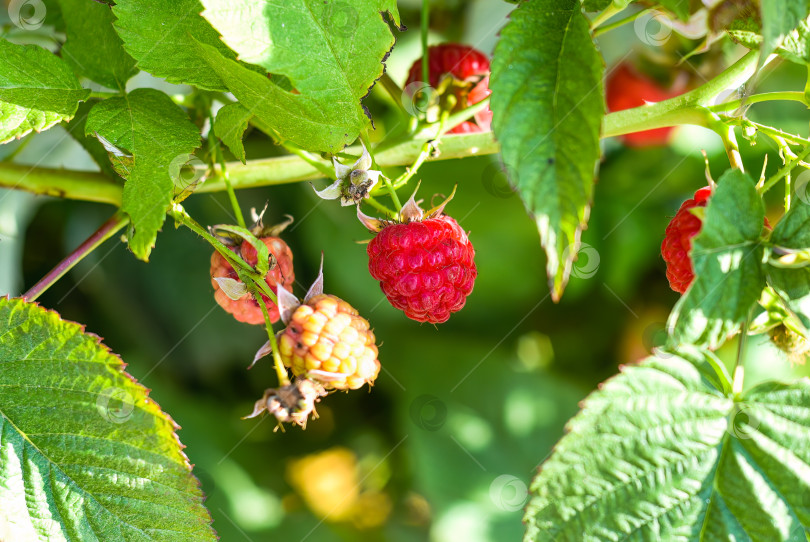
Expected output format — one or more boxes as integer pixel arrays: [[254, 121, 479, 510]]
[[23, 212, 129, 301]]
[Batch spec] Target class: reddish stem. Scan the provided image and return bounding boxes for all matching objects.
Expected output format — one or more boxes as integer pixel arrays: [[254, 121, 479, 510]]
[[23, 212, 129, 302]]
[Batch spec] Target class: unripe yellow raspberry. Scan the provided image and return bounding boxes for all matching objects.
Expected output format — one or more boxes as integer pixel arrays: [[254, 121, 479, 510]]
[[278, 294, 380, 390]]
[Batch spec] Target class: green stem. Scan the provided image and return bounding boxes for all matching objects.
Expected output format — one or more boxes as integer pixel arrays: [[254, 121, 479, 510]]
[[603, 50, 764, 138], [383, 176, 402, 211], [590, 3, 624, 30], [759, 144, 810, 194], [170, 202, 252, 273], [282, 143, 335, 179], [254, 290, 290, 387], [734, 119, 810, 146], [421, 0, 430, 86], [708, 116, 745, 171], [0, 132, 499, 204], [0, 52, 769, 208], [170, 202, 278, 304], [706, 91, 808, 113], [2, 136, 34, 161], [378, 72, 409, 118], [249, 116, 335, 179], [732, 310, 753, 396], [0, 163, 123, 205], [392, 140, 434, 190], [364, 195, 397, 218], [593, 7, 652, 37], [23, 212, 129, 301], [209, 124, 246, 228]]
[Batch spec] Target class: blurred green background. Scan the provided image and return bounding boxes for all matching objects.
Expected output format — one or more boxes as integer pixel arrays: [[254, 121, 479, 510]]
[[2, 1, 810, 540]]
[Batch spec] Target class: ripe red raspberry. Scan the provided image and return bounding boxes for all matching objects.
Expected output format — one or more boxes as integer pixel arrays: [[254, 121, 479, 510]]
[[606, 63, 682, 147], [366, 211, 476, 324], [405, 43, 492, 134], [278, 294, 380, 390], [210, 236, 294, 324], [661, 187, 713, 293]]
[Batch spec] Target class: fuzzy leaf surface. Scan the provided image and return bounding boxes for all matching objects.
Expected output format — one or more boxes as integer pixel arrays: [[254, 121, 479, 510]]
[[0, 297, 215, 541], [58, 0, 138, 90], [760, 0, 808, 64], [198, 0, 401, 153], [85, 89, 200, 260], [0, 39, 90, 143], [112, 0, 239, 91], [213, 103, 251, 164], [524, 347, 810, 541], [490, 0, 604, 301]]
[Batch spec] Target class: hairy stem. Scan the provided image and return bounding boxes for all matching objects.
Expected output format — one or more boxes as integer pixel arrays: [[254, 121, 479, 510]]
[[706, 91, 808, 113], [603, 50, 766, 138], [732, 311, 753, 396], [590, 3, 624, 30], [255, 291, 290, 387], [0, 163, 123, 205], [378, 72, 409, 118], [170, 203, 252, 273], [0, 132, 499, 204], [23, 212, 129, 301], [592, 7, 652, 37], [760, 144, 810, 194], [0, 52, 772, 207], [210, 128, 246, 228]]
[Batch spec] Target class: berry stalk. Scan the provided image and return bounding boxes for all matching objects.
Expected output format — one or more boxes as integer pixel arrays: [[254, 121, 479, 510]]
[[732, 309, 754, 396], [209, 126, 246, 229], [760, 144, 810, 194], [171, 203, 245, 270], [254, 289, 290, 387], [23, 212, 129, 301]]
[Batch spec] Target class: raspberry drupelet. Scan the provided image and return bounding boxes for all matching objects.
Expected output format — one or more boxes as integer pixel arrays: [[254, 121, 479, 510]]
[[360, 188, 476, 324]]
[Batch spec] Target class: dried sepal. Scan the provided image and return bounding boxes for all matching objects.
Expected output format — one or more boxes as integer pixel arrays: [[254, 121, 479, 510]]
[[248, 339, 274, 369], [212, 277, 248, 300], [399, 187, 425, 222], [425, 185, 457, 218], [304, 254, 325, 302], [357, 206, 386, 232], [243, 378, 328, 430], [277, 283, 302, 326]]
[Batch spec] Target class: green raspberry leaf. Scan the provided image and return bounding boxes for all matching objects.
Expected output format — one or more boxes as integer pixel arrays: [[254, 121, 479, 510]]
[[581, 0, 615, 12], [524, 347, 810, 541], [668, 169, 767, 349], [57, 0, 138, 91], [213, 103, 252, 164], [729, 13, 810, 66], [194, 41, 345, 153], [490, 0, 604, 302], [760, 0, 808, 65], [64, 100, 122, 180], [0, 297, 215, 541], [85, 89, 201, 260], [0, 38, 90, 144], [112, 0, 239, 91], [198, 0, 401, 153], [767, 199, 810, 331]]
